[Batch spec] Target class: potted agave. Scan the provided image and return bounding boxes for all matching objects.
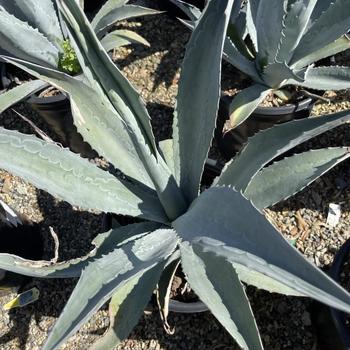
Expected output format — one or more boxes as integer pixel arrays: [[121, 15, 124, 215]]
[[0, 0, 157, 157], [1, 0, 350, 348], [173, 0, 350, 158]]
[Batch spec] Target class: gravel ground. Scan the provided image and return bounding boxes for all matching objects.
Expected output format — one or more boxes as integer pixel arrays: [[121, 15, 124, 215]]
[[0, 6, 350, 350]]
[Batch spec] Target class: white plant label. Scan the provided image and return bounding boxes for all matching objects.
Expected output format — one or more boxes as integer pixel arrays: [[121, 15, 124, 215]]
[[326, 203, 341, 227]]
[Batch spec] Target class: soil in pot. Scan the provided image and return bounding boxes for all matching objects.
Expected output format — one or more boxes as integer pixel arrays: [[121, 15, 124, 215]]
[[215, 92, 314, 160], [27, 87, 97, 159]]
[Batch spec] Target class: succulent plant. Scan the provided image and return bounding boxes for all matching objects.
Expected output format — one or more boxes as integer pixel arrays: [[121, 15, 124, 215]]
[[1, 0, 350, 349], [172, 0, 350, 132], [0, 0, 157, 75]]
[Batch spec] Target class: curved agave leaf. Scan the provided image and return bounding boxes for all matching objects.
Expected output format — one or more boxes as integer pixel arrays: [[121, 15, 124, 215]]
[[169, 0, 202, 21], [159, 139, 175, 174], [0, 6, 59, 68], [1, 56, 155, 190], [245, 0, 258, 51], [92, 1, 159, 38], [0, 80, 48, 114], [180, 242, 263, 350], [101, 29, 150, 52], [223, 84, 270, 132], [297, 66, 350, 90], [58, 0, 157, 157], [174, 187, 350, 314], [245, 147, 350, 210], [216, 110, 350, 191], [11, 0, 64, 49], [172, 0, 234, 202], [90, 260, 166, 350], [291, 0, 350, 66], [255, 0, 287, 64], [0, 128, 167, 223], [292, 35, 350, 70], [275, 0, 317, 64], [59, 0, 187, 220], [262, 62, 305, 88], [0, 222, 160, 278], [42, 229, 178, 350], [156, 257, 179, 333]]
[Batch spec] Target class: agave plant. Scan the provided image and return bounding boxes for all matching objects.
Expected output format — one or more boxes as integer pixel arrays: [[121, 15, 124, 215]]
[[0, 0, 156, 75], [1, 0, 350, 349], [172, 0, 350, 132]]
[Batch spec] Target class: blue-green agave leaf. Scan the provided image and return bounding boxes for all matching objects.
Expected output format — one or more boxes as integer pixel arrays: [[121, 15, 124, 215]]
[[298, 66, 350, 90], [0, 128, 167, 223], [42, 229, 178, 350], [275, 0, 317, 64], [291, 0, 350, 66], [0, 222, 160, 278], [292, 34, 350, 70], [90, 260, 166, 350], [0, 80, 48, 113], [172, 0, 235, 202], [92, 0, 159, 37], [101, 29, 150, 52], [169, 0, 201, 21], [174, 187, 350, 314], [223, 84, 270, 132], [1, 56, 156, 190], [180, 242, 263, 350], [0, 5, 59, 68], [11, 0, 64, 49], [245, 147, 350, 210], [255, 0, 287, 64], [217, 110, 350, 191]]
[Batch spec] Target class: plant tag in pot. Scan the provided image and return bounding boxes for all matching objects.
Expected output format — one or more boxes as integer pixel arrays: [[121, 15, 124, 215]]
[[326, 203, 341, 227]]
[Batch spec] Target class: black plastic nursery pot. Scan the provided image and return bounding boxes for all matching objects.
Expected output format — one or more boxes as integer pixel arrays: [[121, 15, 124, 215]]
[[215, 95, 314, 160], [0, 221, 43, 289], [312, 239, 350, 350], [26, 91, 97, 158], [0, 61, 12, 91]]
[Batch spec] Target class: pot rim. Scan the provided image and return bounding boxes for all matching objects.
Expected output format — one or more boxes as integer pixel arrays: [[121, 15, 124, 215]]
[[168, 299, 208, 313], [27, 89, 68, 105], [329, 238, 350, 346]]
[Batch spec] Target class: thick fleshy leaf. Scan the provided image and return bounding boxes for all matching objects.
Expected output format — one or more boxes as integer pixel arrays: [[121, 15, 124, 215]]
[[59, 0, 187, 220], [0, 222, 160, 278], [156, 257, 179, 332], [255, 0, 287, 64], [0, 6, 59, 67], [262, 62, 304, 88], [159, 139, 175, 175], [90, 261, 166, 350], [10, 0, 64, 49], [291, 0, 350, 66], [101, 29, 149, 51], [223, 84, 270, 132], [216, 110, 350, 191], [245, 0, 258, 51], [275, 0, 317, 64], [172, 0, 234, 202], [0, 80, 48, 113], [245, 147, 350, 210], [174, 187, 350, 314], [169, 0, 201, 21], [180, 242, 263, 350], [92, 1, 159, 37], [0, 128, 167, 223], [223, 37, 261, 81], [298, 66, 350, 91], [42, 229, 178, 350], [58, 0, 157, 157], [1, 56, 155, 189], [292, 35, 350, 70]]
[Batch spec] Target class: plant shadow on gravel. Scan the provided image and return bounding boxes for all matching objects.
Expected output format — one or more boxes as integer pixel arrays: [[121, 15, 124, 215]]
[[0, 189, 105, 349]]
